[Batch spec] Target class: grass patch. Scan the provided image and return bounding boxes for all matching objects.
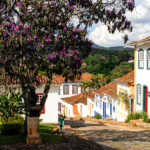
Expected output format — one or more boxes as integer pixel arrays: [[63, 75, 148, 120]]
[[0, 123, 63, 145], [39, 124, 63, 143], [0, 135, 25, 145]]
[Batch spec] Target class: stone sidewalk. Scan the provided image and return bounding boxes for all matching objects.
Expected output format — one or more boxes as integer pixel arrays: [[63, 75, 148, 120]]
[[64, 118, 150, 150]]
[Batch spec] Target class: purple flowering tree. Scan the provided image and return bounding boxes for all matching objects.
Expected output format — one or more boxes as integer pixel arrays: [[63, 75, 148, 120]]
[[0, 0, 134, 143]]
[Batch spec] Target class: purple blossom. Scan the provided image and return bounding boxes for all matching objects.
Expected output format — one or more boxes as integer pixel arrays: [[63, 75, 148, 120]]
[[128, 0, 134, 5], [15, 26, 19, 30], [34, 34, 37, 39], [63, 27, 66, 32], [34, 12, 38, 15], [70, 5, 74, 9], [51, 1, 54, 5], [47, 55, 55, 60], [58, 34, 61, 38], [20, 30, 24, 33], [75, 28, 78, 33], [24, 25, 30, 30], [28, 37, 32, 42], [79, 70, 82, 73], [17, 2, 21, 6], [74, 55, 77, 59], [37, 43, 44, 48], [45, 38, 50, 42], [3, 31, 7, 36], [69, 31, 72, 35]]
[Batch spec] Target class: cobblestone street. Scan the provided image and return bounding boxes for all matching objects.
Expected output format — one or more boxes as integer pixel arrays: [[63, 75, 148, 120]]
[[64, 118, 150, 150], [1, 119, 150, 150]]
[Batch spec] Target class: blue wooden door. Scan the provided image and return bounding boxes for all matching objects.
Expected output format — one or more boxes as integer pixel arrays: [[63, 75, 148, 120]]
[[110, 104, 112, 116], [103, 102, 106, 118]]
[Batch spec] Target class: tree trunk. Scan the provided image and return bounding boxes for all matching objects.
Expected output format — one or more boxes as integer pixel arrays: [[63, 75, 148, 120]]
[[26, 110, 42, 144], [22, 86, 42, 144], [23, 111, 27, 136]]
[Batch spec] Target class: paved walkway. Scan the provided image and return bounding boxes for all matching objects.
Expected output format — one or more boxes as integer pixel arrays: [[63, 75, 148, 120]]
[[64, 119, 150, 150]]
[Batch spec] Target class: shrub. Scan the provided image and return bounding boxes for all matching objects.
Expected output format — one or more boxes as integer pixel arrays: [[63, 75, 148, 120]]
[[141, 112, 150, 123], [1, 116, 24, 135], [125, 112, 141, 123], [94, 113, 101, 119], [1, 120, 23, 135], [125, 112, 150, 123]]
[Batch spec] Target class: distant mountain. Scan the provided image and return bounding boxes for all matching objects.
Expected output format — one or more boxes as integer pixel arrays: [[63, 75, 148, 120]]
[[92, 44, 134, 51], [92, 43, 103, 49]]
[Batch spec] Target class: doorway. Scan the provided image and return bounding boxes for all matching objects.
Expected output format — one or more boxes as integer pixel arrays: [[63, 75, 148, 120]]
[[143, 86, 148, 114]]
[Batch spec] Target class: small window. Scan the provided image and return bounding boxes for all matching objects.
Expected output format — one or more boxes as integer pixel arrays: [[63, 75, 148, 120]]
[[113, 107, 115, 113], [58, 102, 61, 112], [147, 49, 150, 69], [138, 49, 144, 69], [137, 84, 142, 105], [72, 85, 78, 94], [63, 85, 69, 95], [36, 93, 45, 114]]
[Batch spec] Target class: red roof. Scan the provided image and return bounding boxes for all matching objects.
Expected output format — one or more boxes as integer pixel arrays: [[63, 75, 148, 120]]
[[61, 91, 95, 105], [52, 73, 92, 84], [94, 81, 117, 98], [114, 71, 134, 84]]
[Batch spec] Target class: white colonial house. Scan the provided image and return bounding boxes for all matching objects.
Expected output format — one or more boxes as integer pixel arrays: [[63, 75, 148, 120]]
[[114, 71, 134, 121], [94, 81, 117, 120], [129, 36, 150, 117], [37, 73, 92, 123]]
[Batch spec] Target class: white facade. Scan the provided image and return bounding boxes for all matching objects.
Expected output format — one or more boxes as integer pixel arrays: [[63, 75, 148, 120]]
[[135, 43, 150, 117], [94, 94, 117, 120], [116, 84, 130, 122], [39, 82, 82, 123], [36, 85, 59, 123], [59, 82, 82, 98]]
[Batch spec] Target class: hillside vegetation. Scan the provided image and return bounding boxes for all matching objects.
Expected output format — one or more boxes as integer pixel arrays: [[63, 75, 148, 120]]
[[81, 46, 134, 81]]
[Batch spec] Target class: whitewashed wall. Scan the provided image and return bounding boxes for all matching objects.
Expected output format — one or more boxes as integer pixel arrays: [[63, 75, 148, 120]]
[[36, 85, 59, 123], [59, 82, 82, 98], [116, 84, 130, 121], [87, 98, 95, 117], [94, 94, 116, 120], [58, 98, 73, 117], [136, 44, 150, 117]]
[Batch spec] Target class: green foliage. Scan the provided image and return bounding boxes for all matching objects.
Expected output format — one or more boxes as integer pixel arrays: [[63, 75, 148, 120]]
[[94, 113, 101, 119], [1, 118, 24, 135], [116, 91, 130, 112], [82, 47, 134, 77], [125, 112, 141, 123], [81, 74, 108, 90], [141, 112, 150, 123], [0, 135, 25, 145], [39, 124, 56, 134], [110, 62, 134, 80], [125, 112, 150, 123], [118, 49, 130, 62], [0, 123, 62, 145], [0, 91, 24, 123]]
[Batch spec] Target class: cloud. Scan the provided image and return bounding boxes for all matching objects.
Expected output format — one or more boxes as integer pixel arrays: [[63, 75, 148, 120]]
[[88, 1, 150, 47], [88, 23, 124, 47]]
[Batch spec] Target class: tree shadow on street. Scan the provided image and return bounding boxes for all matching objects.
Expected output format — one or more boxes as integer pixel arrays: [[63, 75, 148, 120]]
[[64, 119, 105, 128]]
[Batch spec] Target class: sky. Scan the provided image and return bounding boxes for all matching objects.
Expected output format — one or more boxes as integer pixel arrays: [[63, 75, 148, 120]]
[[88, 0, 150, 47]]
